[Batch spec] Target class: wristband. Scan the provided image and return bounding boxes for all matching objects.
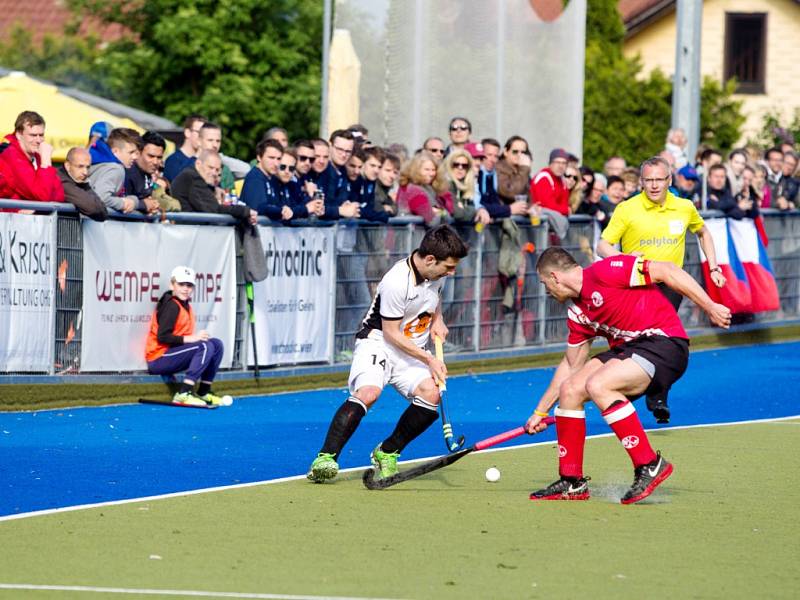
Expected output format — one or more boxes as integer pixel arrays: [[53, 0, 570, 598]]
[[709, 266, 722, 274], [534, 409, 549, 418]]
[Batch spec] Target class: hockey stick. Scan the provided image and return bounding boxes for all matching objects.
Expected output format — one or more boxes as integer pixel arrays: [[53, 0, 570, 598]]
[[138, 398, 218, 410], [245, 282, 260, 379], [362, 417, 555, 490], [434, 335, 465, 452]]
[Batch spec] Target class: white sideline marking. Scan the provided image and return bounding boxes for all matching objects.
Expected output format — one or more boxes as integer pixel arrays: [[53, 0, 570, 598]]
[[0, 583, 401, 599], [0, 415, 797, 524]]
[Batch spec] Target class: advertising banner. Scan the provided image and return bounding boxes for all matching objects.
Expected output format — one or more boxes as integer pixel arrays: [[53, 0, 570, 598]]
[[0, 213, 56, 371], [81, 221, 237, 371], [249, 226, 335, 365]]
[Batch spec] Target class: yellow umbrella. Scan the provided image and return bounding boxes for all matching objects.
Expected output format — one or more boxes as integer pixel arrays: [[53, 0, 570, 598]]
[[326, 29, 361, 134], [0, 71, 142, 162]]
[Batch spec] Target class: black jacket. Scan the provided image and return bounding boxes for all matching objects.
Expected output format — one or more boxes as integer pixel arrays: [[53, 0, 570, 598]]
[[57, 166, 108, 221], [171, 165, 250, 221]]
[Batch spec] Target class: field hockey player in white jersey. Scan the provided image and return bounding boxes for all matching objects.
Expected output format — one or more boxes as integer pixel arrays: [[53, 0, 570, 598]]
[[308, 225, 469, 483]]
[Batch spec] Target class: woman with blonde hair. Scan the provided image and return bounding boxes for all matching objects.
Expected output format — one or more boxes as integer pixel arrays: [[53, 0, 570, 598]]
[[396, 150, 453, 226], [444, 149, 490, 226]]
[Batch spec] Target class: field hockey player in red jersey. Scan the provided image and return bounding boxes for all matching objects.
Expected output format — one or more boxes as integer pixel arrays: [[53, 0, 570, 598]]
[[525, 247, 730, 504]]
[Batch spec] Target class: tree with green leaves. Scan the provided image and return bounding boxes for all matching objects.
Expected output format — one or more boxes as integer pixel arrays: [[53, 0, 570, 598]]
[[67, 0, 323, 159], [582, 0, 743, 169]]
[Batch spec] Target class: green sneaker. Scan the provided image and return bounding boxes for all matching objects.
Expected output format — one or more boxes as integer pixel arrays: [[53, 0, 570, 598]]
[[172, 391, 208, 406], [370, 445, 400, 478], [200, 392, 233, 406], [307, 453, 339, 483]]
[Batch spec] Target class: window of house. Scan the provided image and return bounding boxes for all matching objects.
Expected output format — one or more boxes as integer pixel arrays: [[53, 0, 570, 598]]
[[724, 13, 767, 94]]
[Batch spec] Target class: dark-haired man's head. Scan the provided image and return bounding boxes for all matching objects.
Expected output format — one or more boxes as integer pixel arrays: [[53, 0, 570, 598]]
[[329, 129, 355, 168], [292, 139, 316, 176], [256, 138, 284, 177], [137, 131, 167, 175], [416, 224, 469, 280]]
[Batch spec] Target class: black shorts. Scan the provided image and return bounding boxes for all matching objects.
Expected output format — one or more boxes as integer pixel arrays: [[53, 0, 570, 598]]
[[593, 336, 689, 399]]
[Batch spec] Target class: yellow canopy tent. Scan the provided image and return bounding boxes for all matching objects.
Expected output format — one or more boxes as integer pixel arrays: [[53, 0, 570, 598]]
[[0, 71, 174, 162]]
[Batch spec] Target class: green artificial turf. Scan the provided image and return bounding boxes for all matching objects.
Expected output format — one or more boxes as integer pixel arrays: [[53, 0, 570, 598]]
[[1, 420, 797, 599], [2, 325, 799, 412]]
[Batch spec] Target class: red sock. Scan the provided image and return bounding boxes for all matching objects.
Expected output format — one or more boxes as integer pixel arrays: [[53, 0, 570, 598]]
[[555, 408, 586, 478], [602, 401, 657, 467]]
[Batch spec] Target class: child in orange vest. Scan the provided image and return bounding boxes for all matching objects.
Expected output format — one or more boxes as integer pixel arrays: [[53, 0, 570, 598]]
[[145, 266, 226, 406]]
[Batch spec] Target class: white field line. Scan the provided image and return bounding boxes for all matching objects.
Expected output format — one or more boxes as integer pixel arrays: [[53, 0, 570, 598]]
[[0, 583, 403, 600], [1, 414, 796, 524]]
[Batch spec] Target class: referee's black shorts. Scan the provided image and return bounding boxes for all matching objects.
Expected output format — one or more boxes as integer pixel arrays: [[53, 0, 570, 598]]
[[593, 336, 689, 399]]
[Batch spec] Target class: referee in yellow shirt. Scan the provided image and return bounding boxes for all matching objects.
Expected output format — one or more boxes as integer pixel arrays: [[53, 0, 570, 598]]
[[597, 156, 726, 423]]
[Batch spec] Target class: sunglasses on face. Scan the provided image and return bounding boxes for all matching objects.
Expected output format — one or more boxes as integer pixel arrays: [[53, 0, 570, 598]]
[[452, 162, 469, 169], [278, 164, 296, 172], [297, 155, 313, 162], [429, 148, 444, 154], [450, 125, 469, 132], [565, 174, 578, 180]]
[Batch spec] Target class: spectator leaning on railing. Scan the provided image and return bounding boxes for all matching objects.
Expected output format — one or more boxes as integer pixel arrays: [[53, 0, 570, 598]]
[[171, 149, 256, 225], [88, 127, 142, 214], [57, 147, 107, 221], [241, 138, 291, 221], [0, 110, 64, 205]]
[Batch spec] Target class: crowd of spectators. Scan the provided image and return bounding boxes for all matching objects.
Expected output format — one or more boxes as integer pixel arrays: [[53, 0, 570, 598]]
[[1, 111, 798, 237]]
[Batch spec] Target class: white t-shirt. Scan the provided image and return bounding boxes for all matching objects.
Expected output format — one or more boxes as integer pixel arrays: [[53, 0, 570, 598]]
[[357, 253, 444, 349]]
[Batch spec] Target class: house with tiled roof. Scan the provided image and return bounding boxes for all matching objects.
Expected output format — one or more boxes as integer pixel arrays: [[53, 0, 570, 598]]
[[620, 0, 800, 140], [0, 0, 124, 45]]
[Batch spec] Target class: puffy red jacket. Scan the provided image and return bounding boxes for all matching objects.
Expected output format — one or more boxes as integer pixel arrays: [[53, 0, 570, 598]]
[[0, 133, 65, 203]]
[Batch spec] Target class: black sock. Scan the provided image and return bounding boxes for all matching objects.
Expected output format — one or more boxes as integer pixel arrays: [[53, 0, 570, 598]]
[[179, 382, 194, 394], [197, 382, 211, 396], [320, 398, 367, 457], [381, 402, 438, 454]]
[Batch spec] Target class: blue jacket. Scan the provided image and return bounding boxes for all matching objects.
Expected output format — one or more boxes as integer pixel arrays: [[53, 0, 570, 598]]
[[351, 177, 391, 223], [478, 168, 510, 219], [241, 167, 286, 221], [163, 150, 195, 183], [314, 163, 350, 219]]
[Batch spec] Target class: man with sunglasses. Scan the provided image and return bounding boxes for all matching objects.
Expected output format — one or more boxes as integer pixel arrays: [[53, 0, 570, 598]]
[[241, 138, 293, 221], [597, 156, 726, 423], [288, 140, 324, 218], [423, 137, 446, 165]]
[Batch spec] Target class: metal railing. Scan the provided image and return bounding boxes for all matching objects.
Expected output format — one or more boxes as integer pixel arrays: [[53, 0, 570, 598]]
[[2, 199, 799, 378]]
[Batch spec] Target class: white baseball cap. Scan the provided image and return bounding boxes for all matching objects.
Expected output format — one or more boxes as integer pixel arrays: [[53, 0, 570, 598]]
[[170, 266, 196, 284]]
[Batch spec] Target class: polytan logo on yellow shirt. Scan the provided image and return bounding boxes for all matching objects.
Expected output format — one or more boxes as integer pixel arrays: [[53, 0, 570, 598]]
[[669, 219, 685, 235]]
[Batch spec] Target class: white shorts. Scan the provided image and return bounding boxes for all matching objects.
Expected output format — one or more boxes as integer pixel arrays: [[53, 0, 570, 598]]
[[348, 337, 433, 400]]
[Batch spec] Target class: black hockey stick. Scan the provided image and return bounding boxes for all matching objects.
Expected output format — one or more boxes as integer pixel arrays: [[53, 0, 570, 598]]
[[362, 417, 555, 490]]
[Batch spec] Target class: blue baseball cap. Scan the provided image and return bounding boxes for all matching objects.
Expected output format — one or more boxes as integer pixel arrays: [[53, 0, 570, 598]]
[[677, 165, 699, 181], [89, 121, 114, 141]]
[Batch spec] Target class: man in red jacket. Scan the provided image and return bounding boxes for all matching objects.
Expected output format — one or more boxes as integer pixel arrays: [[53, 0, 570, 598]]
[[530, 148, 571, 240], [0, 111, 64, 204]]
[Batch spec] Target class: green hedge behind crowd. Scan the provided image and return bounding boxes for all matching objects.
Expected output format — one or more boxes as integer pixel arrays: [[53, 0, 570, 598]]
[[2, 325, 798, 412]]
